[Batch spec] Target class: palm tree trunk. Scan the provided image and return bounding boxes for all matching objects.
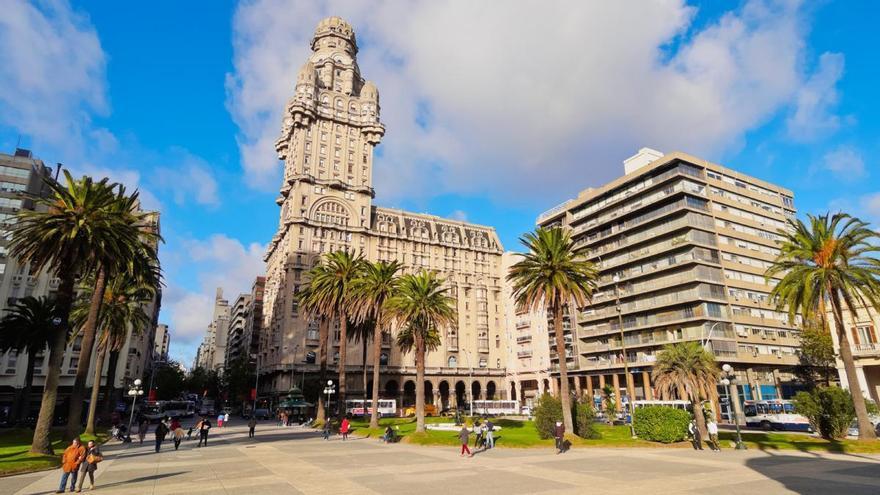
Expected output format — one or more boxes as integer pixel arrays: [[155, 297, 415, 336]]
[[337, 316, 348, 419], [830, 289, 877, 439], [102, 349, 120, 417], [66, 267, 107, 440], [316, 317, 329, 422], [16, 351, 36, 424], [369, 327, 383, 429], [362, 335, 368, 419], [553, 305, 574, 434], [415, 333, 426, 433], [30, 273, 76, 455], [692, 397, 708, 441], [84, 346, 107, 435]]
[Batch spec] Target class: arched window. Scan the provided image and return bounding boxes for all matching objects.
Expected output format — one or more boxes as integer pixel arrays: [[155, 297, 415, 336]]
[[448, 355, 457, 367], [312, 200, 351, 227], [321, 95, 329, 105]]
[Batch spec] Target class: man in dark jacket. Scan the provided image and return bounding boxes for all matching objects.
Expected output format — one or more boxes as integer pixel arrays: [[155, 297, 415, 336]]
[[554, 421, 565, 454], [248, 416, 257, 438], [154, 421, 169, 453], [197, 417, 212, 447]]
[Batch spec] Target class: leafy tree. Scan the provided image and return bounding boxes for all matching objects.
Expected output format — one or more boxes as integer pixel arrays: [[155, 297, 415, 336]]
[[388, 271, 456, 433], [651, 342, 720, 439], [767, 212, 880, 439], [9, 172, 129, 454], [185, 366, 223, 400], [533, 392, 598, 439], [573, 397, 599, 439], [153, 361, 186, 401], [795, 387, 856, 439], [350, 260, 401, 428], [633, 406, 690, 443], [346, 318, 375, 419], [224, 356, 256, 405], [0, 297, 58, 423], [795, 318, 837, 388], [507, 227, 598, 434], [601, 384, 617, 419]]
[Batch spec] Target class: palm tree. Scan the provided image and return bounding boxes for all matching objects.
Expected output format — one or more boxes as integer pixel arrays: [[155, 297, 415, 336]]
[[71, 275, 154, 434], [767, 212, 880, 439], [65, 186, 161, 440], [652, 342, 720, 438], [346, 318, 375, 420], [387, 271, 455, 433], [351, 261, 401, 428], [507, 227, 597, 434], [297, 284, 329, 422], [9, 171, 126, 455], [0, 297, 58, 423], [301, 250, 365, 418]]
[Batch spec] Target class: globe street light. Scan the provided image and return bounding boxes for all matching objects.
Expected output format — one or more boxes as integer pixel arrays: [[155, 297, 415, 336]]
[[125, 378, 144, 443], [323, 380, 336, 424], [721, 364, 746, 450]]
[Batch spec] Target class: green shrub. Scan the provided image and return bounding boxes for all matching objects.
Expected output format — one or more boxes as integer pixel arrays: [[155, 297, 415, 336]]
[[632, 406, 690, 443], [532, 392, 562, 439], [533, 392, 601, 439], [795, 387, 855, 439]]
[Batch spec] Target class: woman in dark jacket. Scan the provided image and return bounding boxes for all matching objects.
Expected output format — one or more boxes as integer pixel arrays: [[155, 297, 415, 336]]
[[155, 421, 169, 453], [75, 440, 102, 492]]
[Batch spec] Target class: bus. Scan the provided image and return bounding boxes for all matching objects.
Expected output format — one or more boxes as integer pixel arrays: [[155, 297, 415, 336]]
[[471, 400, 519, 416], [632, 400, 691, 411], [142, 400, 195, 421], [345, 399, 397, 417], [743, 399, 812, 432]]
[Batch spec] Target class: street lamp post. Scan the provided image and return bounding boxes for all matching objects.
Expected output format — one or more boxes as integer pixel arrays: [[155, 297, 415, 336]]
[[323, 380, 336, 423], [702, 322, 722, 349], [613, 275, 636, 438], [721, 364, 746, 450], [251, 353, 260, 416], [125, 379, 144, 443], [461, 350, 474, 418]]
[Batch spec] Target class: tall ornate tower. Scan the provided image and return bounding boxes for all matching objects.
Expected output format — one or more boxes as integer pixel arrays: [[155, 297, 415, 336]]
[[262, 16, 384, 377]]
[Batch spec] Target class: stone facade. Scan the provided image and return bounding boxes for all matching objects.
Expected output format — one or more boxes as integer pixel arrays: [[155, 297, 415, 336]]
[[827, 302, 880, 404], [259, 17, 508, 409]]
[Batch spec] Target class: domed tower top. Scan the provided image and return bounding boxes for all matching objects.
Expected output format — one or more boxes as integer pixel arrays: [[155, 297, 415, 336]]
[[311, 16, 357, 54]]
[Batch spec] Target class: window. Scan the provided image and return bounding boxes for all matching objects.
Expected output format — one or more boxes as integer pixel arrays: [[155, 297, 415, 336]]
[[447, 355, 457, 367]]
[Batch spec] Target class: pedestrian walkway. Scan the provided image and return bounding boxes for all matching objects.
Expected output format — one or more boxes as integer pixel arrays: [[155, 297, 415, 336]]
[[3, 419, 880, 494]]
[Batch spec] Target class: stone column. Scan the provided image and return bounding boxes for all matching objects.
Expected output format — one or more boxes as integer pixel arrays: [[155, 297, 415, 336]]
[[612, 374, 620, 401], [586, 375, 594, 401], [642, 371, 653, 400], [574, 375, 583, 398], [730, 379, 745, 425], [625, 372, 636, 403], [745, 368, 759, 400], [598, 374, 606, 390]]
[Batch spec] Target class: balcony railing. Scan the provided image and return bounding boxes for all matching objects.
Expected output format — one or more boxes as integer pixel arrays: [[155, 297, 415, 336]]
[[853, 342, 880, 356], [517, 350, 533, 358]]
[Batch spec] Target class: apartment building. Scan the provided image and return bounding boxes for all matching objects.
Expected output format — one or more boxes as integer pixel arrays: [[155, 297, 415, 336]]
[[827, 302, 880, 404], [537, 148, 801, 413], [501, 252, 551, 405], [154, 323, 170, 360], [196, 288, 230, 371], [259, 17, 508, 409], [225, 293, 252, 365]]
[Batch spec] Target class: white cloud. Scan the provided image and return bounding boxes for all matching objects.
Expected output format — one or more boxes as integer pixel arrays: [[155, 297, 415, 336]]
[[820, 146, 865, 182], [0, 0, 107, 157], [787, 52, 845, 141], [227, 0, 843, 205], [154, 149, 221, 207], [860, 192, 880, 226], [449, 210, 468, 222]]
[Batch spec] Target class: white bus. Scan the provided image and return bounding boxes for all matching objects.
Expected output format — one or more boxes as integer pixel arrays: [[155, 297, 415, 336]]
[[472, 400, 519, 416], [345, 399, 397, 417], [632, 400, 691, 411], [162, 401, 195, 418], [743, 399, 811, 432]]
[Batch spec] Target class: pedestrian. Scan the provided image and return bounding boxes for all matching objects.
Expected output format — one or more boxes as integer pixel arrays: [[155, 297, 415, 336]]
[[554, 421, 565, 454], [74, 440, 102, 492], [224, 412, 230, 427], [248, 416, 257, 438], [707, 419, 720, 452], [485, 419, 495, 449], [217, 412, 224, 428], [688, 419, 703, 450], [472, 420, 482, 450], [138, 419, 148, 444], [57, 438, 85, 493], [458, 425, 473, 457], [197, 416, 212, 447], [322, 420, 331, 440], [340, 417, 350, 441], [170, 418, 184, 450], [154, 419, 169, 453], [383, 425, 394, 443]]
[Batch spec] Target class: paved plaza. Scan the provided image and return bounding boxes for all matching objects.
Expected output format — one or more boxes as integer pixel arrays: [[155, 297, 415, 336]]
[[3, 420, 880, 495]]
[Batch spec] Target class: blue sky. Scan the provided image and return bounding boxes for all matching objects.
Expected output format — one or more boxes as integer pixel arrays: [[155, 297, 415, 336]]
[[1, 0, 878, 367]]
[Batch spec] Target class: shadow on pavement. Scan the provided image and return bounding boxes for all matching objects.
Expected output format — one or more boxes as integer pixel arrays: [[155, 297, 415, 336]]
[[745, 453, 880, 494]]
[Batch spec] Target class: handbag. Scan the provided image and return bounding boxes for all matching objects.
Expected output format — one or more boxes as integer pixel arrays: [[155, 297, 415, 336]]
[[87, 452, 103, 464]]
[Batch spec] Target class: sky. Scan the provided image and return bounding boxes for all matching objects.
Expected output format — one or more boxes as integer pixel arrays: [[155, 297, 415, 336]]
[[1, 0, 878, 368]]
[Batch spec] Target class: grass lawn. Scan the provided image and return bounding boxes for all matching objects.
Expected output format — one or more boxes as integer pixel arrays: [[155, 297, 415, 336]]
[[348, 417, 880, 454], [0, 429, 108, 477]]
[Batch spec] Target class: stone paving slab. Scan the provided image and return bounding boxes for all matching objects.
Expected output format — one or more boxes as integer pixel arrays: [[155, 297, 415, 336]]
[[2, 420, 880, 495]]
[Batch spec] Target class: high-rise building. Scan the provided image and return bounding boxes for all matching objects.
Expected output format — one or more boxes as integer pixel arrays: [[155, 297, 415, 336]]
[[197, 288, 230, 371], [154, 323, 170, 360], [537, 148, 801, 416], [225, 293, 252, 365], [260, 17, 508, 409], [501, 252, 551, 406], [827, 302, 880, 404]]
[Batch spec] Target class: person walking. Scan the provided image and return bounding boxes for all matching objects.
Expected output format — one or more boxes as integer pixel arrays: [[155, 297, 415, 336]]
[[57, 438, 85, 493], [472, 420, 483, 450], [170, 418, 184, 450], [707, 419, 721, 452], [485, 419, 495, 449], [224, 412, 230, 427], [340, 417, 350, 441], [688, 419, 704, 450], [554, 421, 565, 454], [137, 419, 148, 444], [154, 420, 169, 453], [217, 412, 224, 428], [74, 440, 102, 492], [248, 416, 257, 438], [458, 425, 473, 457], [322, 420, 332, 440], [197, 417, 212, 447]]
